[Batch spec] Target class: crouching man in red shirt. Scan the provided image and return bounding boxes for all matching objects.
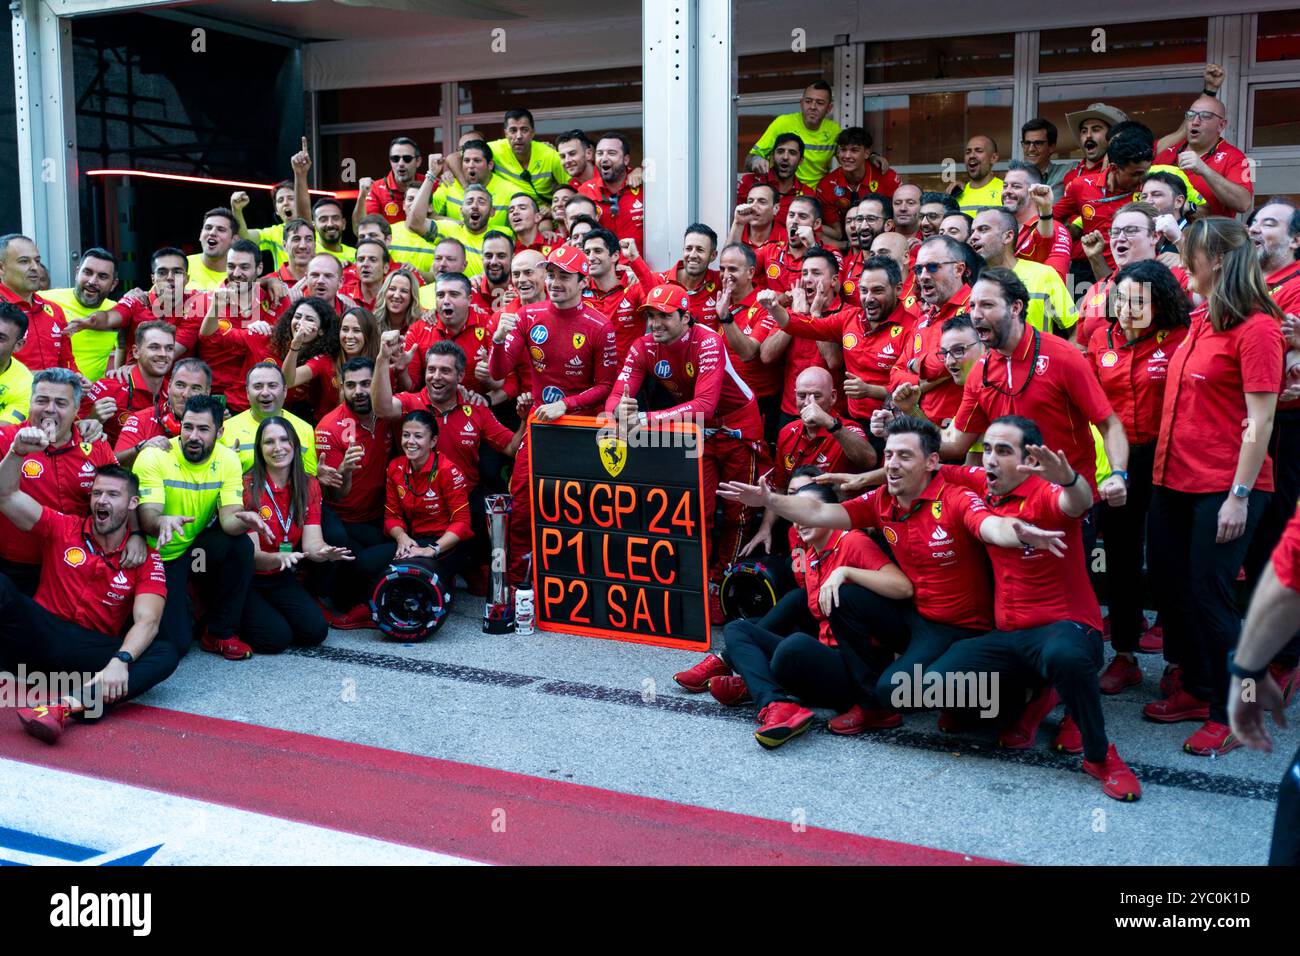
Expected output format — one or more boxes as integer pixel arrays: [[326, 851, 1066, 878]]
[[0, 437, 171, 745], [605, 283, 771, 621], [929, 415, 1142, 801], [674, 469, 913, 749]]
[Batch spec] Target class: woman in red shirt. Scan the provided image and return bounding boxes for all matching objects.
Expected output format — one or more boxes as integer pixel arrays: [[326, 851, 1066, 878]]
[[1146, 218, 1285, 757], [1087, 259, 1189, 693], [283, 306, 413, 420], [270, 297, 337, 420], [336, 409, 472, 622], [240, 416, 354, 654]]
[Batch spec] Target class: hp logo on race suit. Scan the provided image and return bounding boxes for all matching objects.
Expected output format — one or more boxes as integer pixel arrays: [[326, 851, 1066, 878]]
[[541, 386, 566, 404], [530, 326, 549, 345], [654, 360, 672, 378]]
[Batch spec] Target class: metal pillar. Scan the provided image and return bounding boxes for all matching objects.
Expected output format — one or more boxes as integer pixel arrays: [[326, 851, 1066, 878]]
[[695, 0, 735, 253], [12, 0, 80, 285], [642, 0, 696, 268]]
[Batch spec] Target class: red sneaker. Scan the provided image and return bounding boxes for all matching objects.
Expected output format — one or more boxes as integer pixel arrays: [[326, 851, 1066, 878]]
[[998, 687, 1059, 749], [1138, 625, 1163, 654], [1099, 655, 1142, 695], [17, 704, 70, 744], [325, 604, 374, 631], [1142, 688, 1209, 723], [1053, 713, 1084, 754], [754, 701, 815, 749], [673, 653, 731, 693], [1101, 614, 1111, 643], [1159, 665, 1183, 698], [827, 704, 901, 735], [1082, 744, 1142, 801], [708, 585, 726, 626], [1270, 662, 1300, 708], [200, 633, 253, 660], [1183, 720, 1241, 757], [707, 675, 751, 706]]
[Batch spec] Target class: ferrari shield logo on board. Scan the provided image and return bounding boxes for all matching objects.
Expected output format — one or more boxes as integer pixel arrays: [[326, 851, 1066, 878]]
[[598, 436, 627, 478]]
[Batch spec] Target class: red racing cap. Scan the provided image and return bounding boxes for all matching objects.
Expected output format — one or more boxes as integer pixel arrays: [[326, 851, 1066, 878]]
[[545, 244, 589, 275], [637, 283, 690, 315]]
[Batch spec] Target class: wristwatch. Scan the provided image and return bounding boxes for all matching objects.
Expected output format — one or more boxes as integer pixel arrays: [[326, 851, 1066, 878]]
[[115, 651, 134, 665], [718, 312, 735, 325], [1227, 650, 1267, 681], [827, 418, 843, 433], [1231, 483, 1251, 499], [431, 543, 441, 557]]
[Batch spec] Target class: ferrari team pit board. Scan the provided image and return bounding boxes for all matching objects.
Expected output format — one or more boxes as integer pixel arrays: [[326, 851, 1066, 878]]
[[528, 416, 711, 650]]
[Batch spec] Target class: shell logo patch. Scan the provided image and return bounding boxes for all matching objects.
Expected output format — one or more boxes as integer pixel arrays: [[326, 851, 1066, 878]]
[[931, 501, 942, 520], [842, 333, 859, 350], [21, 460, 43, 479], [843, 280, 856, 295], [767, 264, 780, 279], [1082, 204, 1096, 220], [784, 453, 795, 469], [259, 505, 273, 521], [384, 201, 399, 218], [529, 346, 545, 362], [396, 484, 406, 499], [63, 547, 87, 568], [883, 526, 898, 545], [1100, 350, 1119, 368], [118, 410, 131, 424], [217, 319, 232, 333]]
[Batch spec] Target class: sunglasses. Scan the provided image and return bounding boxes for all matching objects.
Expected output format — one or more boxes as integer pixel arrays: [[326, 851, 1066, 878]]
[[912, 260, 963, 276], [390, 155, 417, 164]]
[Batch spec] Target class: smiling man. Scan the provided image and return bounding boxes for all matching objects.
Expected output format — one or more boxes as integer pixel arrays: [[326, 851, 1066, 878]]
[[747, 82, 842, 188], [42, 248, 120, 381], [220, 363, 318, 475]]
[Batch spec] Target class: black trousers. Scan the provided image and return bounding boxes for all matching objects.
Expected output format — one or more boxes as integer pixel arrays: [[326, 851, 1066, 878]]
[[347, 536, 470, 610], [242, 571, 329, 653], [926, 621, 1108, 762], [757, 393, 781, 451], [1271, 742, 1300, 865], [721, 620, 868, 711], [160, 525, 254, 655], [0, 556, 40, 597], [311, 508, 386, 599], [1098, 441, 1156, 653], [1148, 487, 1268, 723], [1245, 408, 1300, 669], [0, 573, 179, 706], [827, 583, 984, 710]]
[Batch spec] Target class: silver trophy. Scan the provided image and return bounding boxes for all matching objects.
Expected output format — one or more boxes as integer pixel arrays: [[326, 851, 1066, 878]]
[[483, 494, 515, 633]]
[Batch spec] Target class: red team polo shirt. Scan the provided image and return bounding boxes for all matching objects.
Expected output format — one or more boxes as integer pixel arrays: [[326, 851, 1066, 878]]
[[841, 472, 994, 630], [189, 287, 285, 412], [1054, 175, 1138, 272], [1, 285, 74, 372], [799, 529, 894, 645], [391, 394, 514, 489], [404, 318, 492, 394], [110, 291, 202, 353], [1087, 324, 1188, 446], [1271, 500, 1300, 593], [79, 368, 167, 446], [1152, 139, 1253, 220], [890, 286, 973, 427], [1016, 219, 1073, 280], [785, 300, 916, 419], [488, 301, 618, 414], [777, 298, 851, 418], [31, 508, 167, 635], [606, 324, 764, 440], [242, 474, 324, 575], [954, 328, 1115, 493], [1154, 307, 1284, 494], [314, 406, 393, 524], [383, 453, 472, 540], [584, 280, 647, 362], [577, 175, 645, 247], [366, 171, 426, 224], [815, 167, 901, 231], [114, 405, 181, 456], [719, 289, 782, 398], [627, 257, 723, 330], [771, 417, 868, 490], [942, 466, 1101, 632], [0, 426, 118, 564]]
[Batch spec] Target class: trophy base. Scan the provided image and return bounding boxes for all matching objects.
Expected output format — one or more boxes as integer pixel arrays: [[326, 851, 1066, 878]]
[[483, 603, 516, 634]]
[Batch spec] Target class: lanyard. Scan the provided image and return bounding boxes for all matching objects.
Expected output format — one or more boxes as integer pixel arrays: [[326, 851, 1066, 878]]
[[81, 521, 123, 573], [982, 328, 1041, 398], [263, 481, 294, 543]]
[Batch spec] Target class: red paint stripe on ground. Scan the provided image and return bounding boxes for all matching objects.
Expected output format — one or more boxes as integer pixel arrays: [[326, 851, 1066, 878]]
[[0, 704, 1005, 865]]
